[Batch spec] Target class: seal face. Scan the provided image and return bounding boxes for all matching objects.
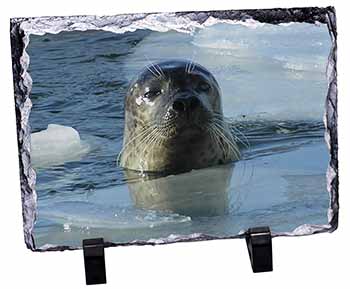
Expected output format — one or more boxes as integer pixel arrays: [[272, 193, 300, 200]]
[[119, 59, 240, 174]]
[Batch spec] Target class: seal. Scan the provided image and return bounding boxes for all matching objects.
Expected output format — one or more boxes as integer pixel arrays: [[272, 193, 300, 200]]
[[118, 59, 240, 174]]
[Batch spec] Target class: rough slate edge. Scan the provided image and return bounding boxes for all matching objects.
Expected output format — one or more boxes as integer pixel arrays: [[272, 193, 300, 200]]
[[9, 6, 338, 252]]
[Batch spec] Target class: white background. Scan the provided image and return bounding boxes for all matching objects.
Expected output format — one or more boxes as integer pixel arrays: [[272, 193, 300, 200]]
[[1, 0, 349, 288]]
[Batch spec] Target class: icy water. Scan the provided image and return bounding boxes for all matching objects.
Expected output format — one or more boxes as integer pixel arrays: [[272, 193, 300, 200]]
[[27, 22, 332, 248]]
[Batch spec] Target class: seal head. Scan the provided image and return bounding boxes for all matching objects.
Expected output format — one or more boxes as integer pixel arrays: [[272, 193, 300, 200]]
[[119, 59, 239, 174]]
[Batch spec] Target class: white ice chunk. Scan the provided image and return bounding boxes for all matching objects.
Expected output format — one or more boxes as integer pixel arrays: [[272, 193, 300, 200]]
[[30, 124, 89, 168]]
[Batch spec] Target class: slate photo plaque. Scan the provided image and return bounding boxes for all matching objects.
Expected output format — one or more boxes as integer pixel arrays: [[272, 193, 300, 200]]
[[10, 6, 338, 251]]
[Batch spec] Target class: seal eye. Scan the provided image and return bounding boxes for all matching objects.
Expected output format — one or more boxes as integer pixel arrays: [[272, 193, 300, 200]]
[[144, 89, 162, 99], [197, 81, 211, 92]]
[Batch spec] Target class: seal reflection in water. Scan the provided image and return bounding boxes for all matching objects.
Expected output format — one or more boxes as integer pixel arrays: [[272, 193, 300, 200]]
[[118, 60, 240, 216]]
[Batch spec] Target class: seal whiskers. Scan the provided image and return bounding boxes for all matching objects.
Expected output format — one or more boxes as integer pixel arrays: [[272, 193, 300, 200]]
[[118, 125, 156, 166], [144, 55, 165, 79], [139, 127, 165, 162], [212, 113, 250, 150], [209, 121, 241, 160]]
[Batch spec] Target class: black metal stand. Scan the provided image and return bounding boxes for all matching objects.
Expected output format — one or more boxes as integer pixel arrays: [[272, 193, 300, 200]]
[[82, 228, 272, 284], [83, 238, 107, 285], [245, 226, 273, 273]]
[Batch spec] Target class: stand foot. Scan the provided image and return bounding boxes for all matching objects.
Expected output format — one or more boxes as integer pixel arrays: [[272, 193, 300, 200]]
[[245, 227, 273, 273], [83, 238, 107, 285]]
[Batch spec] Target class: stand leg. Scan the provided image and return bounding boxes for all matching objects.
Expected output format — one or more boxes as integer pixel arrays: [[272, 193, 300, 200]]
[[83, 238, 107, 285], [245, 227, 273, 273]]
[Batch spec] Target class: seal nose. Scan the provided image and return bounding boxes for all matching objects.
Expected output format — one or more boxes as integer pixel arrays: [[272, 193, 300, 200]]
[[172, 96, 200, 112]]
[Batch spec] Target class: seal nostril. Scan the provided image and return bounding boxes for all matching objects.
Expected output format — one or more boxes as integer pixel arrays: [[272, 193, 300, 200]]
[[172, 100, 186, 112], [190, 97, 200, 110]]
